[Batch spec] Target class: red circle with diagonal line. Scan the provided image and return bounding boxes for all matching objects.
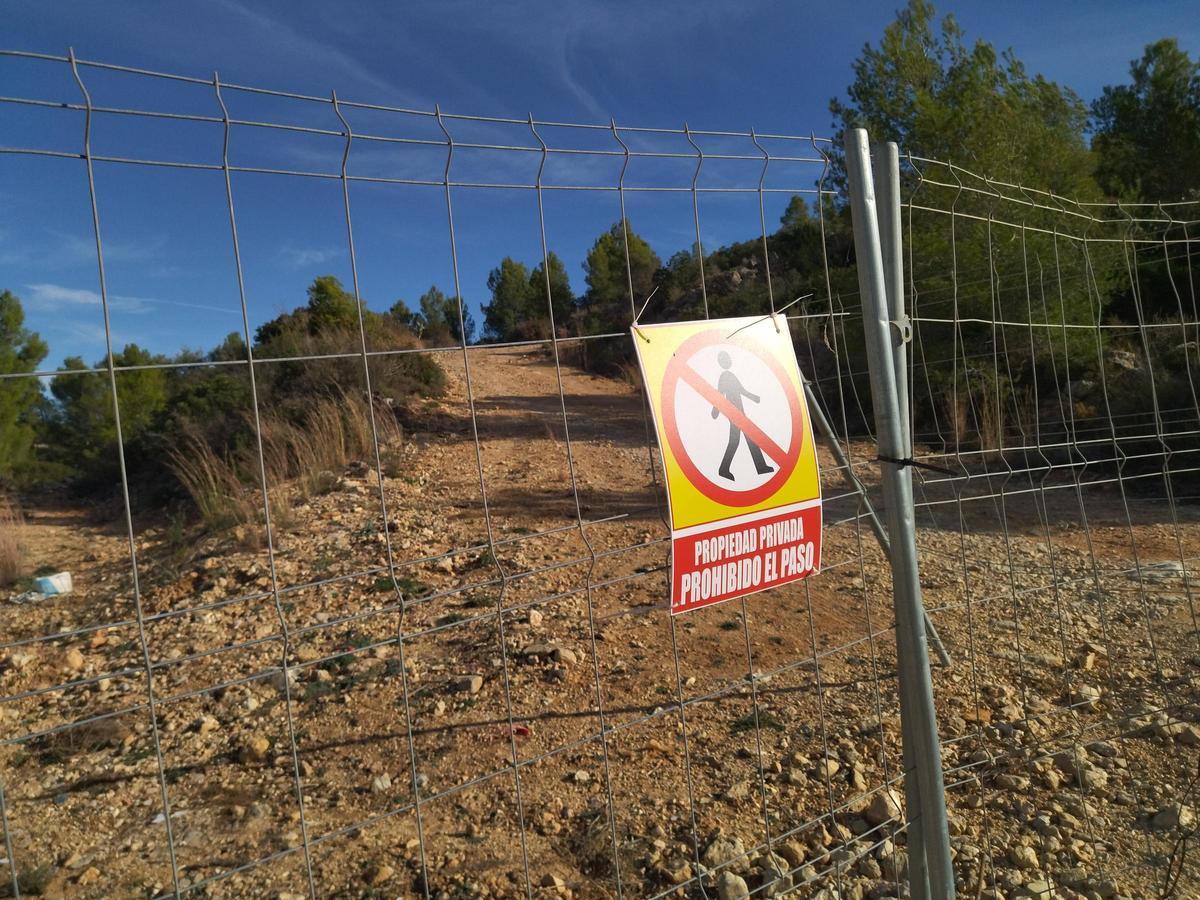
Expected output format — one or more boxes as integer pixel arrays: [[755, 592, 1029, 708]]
[[661, 328, 803, 507]]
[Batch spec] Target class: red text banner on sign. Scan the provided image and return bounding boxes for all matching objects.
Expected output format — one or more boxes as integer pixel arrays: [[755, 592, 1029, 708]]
[[670, 501, 822, 614]]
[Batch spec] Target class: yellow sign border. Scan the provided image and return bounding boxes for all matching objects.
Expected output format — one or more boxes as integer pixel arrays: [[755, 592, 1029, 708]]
[[632, 315, 821, 531]]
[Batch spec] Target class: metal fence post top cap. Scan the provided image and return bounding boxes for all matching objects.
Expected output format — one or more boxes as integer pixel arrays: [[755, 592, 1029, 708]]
[[872, 141, 900, 161]]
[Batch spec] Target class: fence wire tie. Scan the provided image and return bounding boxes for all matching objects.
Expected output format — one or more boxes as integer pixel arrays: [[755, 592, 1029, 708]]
[[874, 454, 955, 476], [631, 285, 661, 344], [725, 293, 813, 338], [632, 284, 660, 324]]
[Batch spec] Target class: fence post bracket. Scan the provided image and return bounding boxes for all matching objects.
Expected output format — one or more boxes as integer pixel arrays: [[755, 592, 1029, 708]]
[[889, 314, 913, 343]]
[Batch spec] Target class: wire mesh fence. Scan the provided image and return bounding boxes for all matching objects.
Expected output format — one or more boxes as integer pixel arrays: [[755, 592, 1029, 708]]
[[898, 155, 1200, 899], [0, 49, 1196, 900]]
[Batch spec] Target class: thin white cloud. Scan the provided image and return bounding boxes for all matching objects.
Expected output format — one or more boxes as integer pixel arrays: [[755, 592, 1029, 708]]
[[435, 0, 754, 122], [281, 140, 448, 183], [278, 245, 342, 269], [25, 284, 108, 308], [213, 0, 410, 102], [0, 228, 30, 266], [59, 322, 112, 346], [50, 230, 168, 266], [25, 283, 231, 315], [0, 230, 168, 271], [554, 33, 608, 123]]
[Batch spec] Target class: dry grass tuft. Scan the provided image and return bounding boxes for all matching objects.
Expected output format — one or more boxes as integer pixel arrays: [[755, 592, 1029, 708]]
[[0, 495, 28, 588], [29, 712, 134, 764], [169, 390, 402, 535]]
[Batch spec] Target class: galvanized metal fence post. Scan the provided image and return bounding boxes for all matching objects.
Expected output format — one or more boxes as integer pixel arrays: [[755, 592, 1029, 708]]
[[872, 142, 951, 673], [872, 142, 910, 454], [844, 127, 956, 899]]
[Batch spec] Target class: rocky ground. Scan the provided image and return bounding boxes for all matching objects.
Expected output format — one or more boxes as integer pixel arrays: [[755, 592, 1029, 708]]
[[1, 344, 1198, 899]]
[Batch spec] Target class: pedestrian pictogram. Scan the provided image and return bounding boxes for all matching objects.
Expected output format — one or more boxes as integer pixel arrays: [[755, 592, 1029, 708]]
[[712, 350, 775, 481], [632, 314, 822, 614]]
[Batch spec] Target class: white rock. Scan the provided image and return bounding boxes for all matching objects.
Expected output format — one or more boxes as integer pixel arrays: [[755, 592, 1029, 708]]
[[553, 647, 578, 665], [1176, 724, 1200, 746], [241, 734, 270, 764], [1008, 844, 1039, 870], [1069, 683, 1101, 709], [723, 780, 752, 802], [702, 832, 748, 874], [816, 757, 841, 779], [270, 668, 298, 694], [1023, 879, 1053, 896], [365, 863, 393, 885], [717, 870, 749, 900], [1077, 763, 1109, 791], [455, 674, 483, 693], [1151, 802, 1195, 831], [758, 851, 793, 898], [863, 788, 903, 826], [995, 774, 1031, 791]]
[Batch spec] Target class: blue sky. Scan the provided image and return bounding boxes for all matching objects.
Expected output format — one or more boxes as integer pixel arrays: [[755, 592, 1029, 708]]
[[3, 0, 1198, 368]]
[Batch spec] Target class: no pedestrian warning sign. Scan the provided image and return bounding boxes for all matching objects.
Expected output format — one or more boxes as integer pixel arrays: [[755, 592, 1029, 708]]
[[632, 314, 822, 614]]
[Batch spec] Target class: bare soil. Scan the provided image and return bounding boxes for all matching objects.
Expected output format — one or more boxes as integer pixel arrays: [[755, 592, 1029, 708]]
[[2, 345, 1198, 899]]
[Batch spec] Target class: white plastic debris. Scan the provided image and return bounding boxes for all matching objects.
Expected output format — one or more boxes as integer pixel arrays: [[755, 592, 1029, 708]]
[[33, 572, 72, 595]]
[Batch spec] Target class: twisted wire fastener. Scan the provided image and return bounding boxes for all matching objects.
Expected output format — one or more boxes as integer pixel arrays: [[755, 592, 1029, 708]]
[[875, 454, 955, 476]]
